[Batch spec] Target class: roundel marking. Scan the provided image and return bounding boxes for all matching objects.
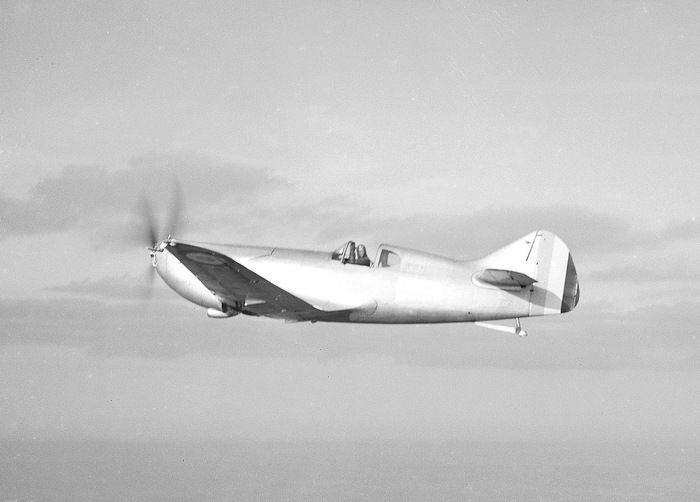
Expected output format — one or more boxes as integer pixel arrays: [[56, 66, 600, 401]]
[[186, 252, 226, 265]]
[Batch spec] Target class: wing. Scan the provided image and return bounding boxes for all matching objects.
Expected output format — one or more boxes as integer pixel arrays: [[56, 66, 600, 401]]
[[166, 241, 353, 321]]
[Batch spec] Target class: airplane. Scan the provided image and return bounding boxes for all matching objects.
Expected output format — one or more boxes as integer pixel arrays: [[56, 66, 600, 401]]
[[142, 199, 579, 337]]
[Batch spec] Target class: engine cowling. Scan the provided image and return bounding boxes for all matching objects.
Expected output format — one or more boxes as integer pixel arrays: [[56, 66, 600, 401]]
[[154, 247, 222, 310]]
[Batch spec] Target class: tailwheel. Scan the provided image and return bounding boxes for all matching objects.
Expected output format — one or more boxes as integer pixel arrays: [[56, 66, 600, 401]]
[[475, 317, 528, 337], [515, 318, 528, 337]]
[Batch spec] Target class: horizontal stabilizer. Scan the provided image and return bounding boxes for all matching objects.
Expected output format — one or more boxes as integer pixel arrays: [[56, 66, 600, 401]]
[[475, 268, 537, 288]]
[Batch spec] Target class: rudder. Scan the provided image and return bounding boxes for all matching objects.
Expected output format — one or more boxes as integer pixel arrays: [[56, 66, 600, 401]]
[[527, 231, 580, 316]]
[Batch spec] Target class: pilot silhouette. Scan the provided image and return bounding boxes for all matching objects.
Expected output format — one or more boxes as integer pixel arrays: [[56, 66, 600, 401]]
[[355, 244, 371, 266]]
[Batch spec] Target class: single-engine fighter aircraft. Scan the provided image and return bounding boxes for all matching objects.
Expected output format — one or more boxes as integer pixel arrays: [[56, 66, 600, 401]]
[[142, 201, 579, 336]]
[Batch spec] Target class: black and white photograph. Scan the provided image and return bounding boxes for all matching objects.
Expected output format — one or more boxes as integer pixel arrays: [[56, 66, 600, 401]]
[[1, 1, 699, 500]]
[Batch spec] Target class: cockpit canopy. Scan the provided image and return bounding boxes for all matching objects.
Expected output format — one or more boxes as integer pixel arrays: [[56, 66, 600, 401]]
[[376, 248, 401, 268], [331, 241, 371, 266], [331, 241, 455, 274], [376, 244, 458, 275]]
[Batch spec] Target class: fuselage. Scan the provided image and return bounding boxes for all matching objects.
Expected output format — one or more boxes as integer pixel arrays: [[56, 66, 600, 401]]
[[227, 245, 530, 323], [153, 237, 576, 324]]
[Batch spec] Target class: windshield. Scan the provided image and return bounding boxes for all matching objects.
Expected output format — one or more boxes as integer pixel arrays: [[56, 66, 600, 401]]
[[331, 242, 348, 261]]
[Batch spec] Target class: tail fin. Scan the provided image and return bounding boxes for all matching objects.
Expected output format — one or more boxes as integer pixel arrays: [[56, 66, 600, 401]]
[[476, 230, 580, 316]]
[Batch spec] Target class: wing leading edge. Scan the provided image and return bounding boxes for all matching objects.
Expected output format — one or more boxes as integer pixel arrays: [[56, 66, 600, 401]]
[[165, 241, 359, 322]]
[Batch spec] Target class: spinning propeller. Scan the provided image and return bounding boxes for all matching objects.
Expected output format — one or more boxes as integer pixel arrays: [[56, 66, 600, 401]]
[[137, 181, 184, 294]]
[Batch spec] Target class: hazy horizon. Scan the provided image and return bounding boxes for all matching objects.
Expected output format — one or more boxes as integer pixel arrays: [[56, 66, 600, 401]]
[[3, 439, 699, 500]]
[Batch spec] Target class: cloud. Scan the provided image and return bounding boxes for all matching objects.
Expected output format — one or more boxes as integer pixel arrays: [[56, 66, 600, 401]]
[[311, 204, 630, 259], [210, 199, 629, 259], [4, 151, 694, 262], [590, 263, 700, 283], [46, 273, 170, 302], [0, 152, 286, 240], [662, 217, 700, 241], [3, 291, 699, 371], [1, 295, 318, 360], [325, 205, 698, 261], [2, 345, 700, 443]]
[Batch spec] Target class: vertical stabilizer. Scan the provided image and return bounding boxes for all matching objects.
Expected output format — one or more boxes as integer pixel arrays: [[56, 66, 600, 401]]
[[476, 230, 580, 316], [527, 231, 580, 315]]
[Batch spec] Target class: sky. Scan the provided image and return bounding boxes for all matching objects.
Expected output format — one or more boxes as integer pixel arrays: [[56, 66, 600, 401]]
[[1, 0, 700, 499]]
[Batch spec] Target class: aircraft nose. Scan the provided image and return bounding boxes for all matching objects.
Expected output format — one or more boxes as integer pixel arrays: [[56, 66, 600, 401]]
[[154, 246, 222, 310], [561, 253, 580, 313]]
